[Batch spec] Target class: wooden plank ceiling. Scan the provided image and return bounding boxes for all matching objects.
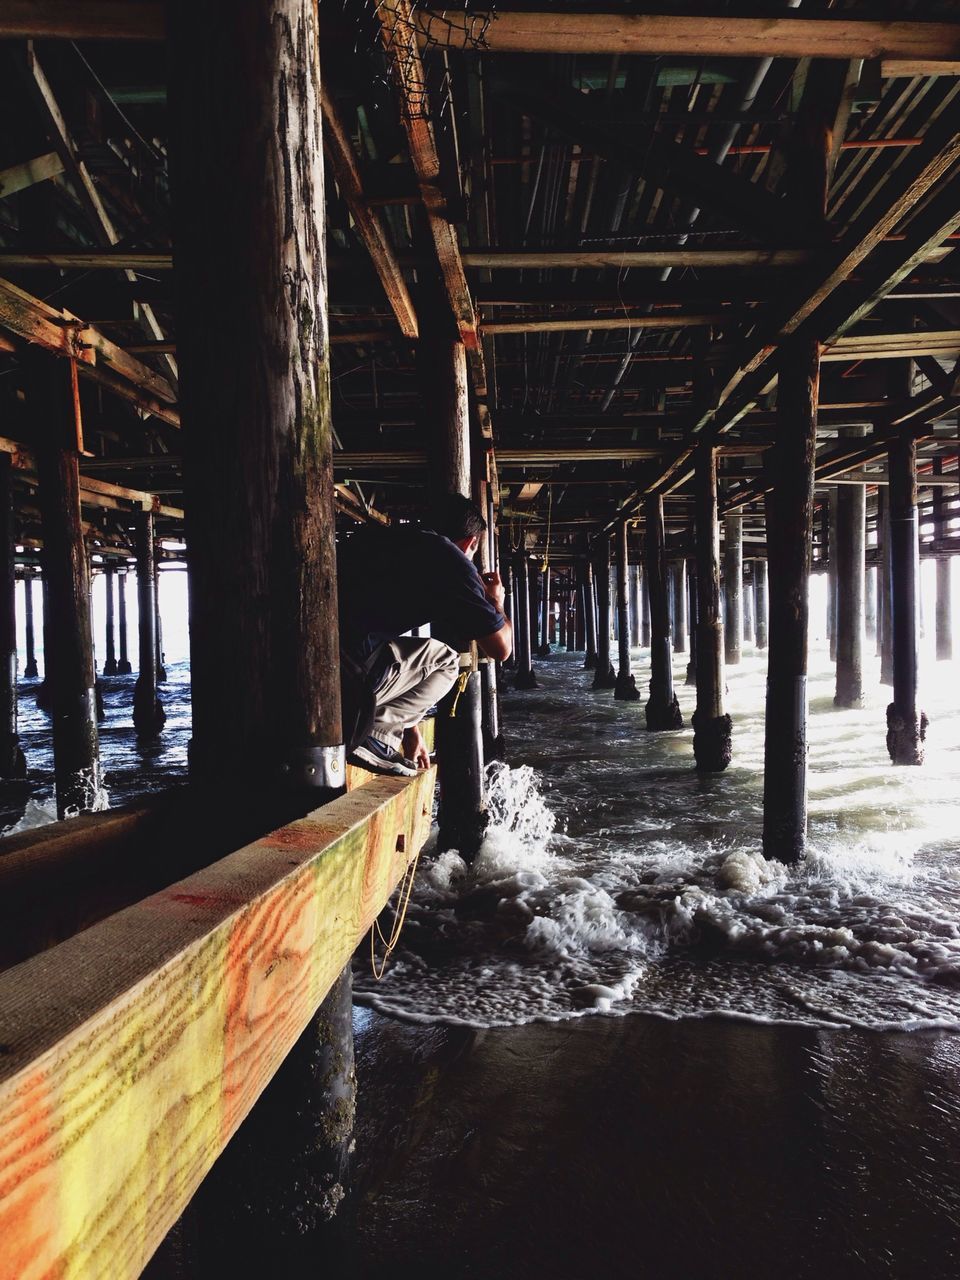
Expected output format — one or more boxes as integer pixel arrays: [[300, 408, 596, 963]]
[[0, 3, 959, 566]]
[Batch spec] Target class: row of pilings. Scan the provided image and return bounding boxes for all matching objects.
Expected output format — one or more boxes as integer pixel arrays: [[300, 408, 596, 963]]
[[498, 430, 948, 868], [0, 453, 169, 813]]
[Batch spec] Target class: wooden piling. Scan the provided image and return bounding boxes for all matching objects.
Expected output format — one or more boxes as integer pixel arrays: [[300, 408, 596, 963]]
[[827, 491, 838, 663], [478, 487, 503, 760], [645, 495, 683, 730], [501, 544, 515, 668], [835, 430, 866, 708], [685, 557, 698, 686], [23, 570, 38, 678], [168, 0, 353, 1257], [35, 577, 52, 710], [723, 513, 743, 665], [629, 560, 640, 648], [886, 434, 927, 764], [640, 567, 651, 648], [154, 567, 166, 681], [742, 563, 754, 646], [593, 537, 617, 689], [31, 356, 102, 816], [574, 568, 586, 651], [103, 563, 118, 676], [878, 491, 894, 681], [537, 563, 551, 655], [117, 567, 132, 674], [0, 456, 25, 778], [754, 558, 768, 650], [865, 562, 878, 645], [558, 581, 568, 648], [934, 464, 953, 661], [692, 444, 730, 768], [614, 518, 639, 700], [762, 338, 820, 861], [672, 559, 687, 655], [581, 556, 598, 669], [132, 510, 165, 736], [513, 553, 538, 689]]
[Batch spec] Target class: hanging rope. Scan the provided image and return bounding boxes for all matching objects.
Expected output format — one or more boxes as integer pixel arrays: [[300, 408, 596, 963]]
[[370, 838, 424, 980]]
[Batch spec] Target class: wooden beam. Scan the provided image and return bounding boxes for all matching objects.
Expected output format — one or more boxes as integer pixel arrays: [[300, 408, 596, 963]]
[[320, 89, 418, 339], [0, 2, 163, 39], [0, 150, 63, 200], [0, 277, 177, 407], [484, 313, 723, 335], [335, 446, 664, 470], [377, 0, 484, 389], [464, 248, 813, 271], [418, 11, 960, 76], [0, 769, 435, 1279], [0, 252, 173, 270], [0, 434, 183, 516]]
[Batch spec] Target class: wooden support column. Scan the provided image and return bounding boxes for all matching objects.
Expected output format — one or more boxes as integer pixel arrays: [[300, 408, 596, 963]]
[[693, 444, 730, 769], [685, 557, 698, 686], [593, 537, 617, 689], [742, 564, 754, 646], [754, 558, 768, 650], [835, 430, 866, 708], [103, 562, 118, 676], [0, 456, 25, 778], [574, 571, 586, 651], [723, 513, 743, 665], [671, 559, 687, 655], [865, 561, 878, 645], [36, 576, 52, 709], [615, 518, 639, 700], [827, 491, 838, 662], [23, 570, 39, 679], [31, 357, 102, 816], [132, 510, 165, 736], [640, 567, 651, 648], [886, 435, 927, 764], [879, 492, 894, 682], [169, 1, 354, 1263], [154, 568, 166, 681], [537, 563, 551, 655], [762, 339, 820, 861], [645, 495, 683, 730], [934, 463, 953, 661], [581, 556, 598, 668], [117, 567, 132, 673], [500, 537, 515, 669], [478, 484, 503, 761], [558, 580, 568, 648], [418, 308, 487, 856], [629, 560, 640, 648], [513, 553, 538, 689]]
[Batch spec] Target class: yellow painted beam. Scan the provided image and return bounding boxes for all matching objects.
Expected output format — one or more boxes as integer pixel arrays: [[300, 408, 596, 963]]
[[0, 769, 435, 1280]]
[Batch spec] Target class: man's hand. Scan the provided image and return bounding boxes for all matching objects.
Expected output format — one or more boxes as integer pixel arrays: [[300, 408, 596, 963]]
[[402, 725, 431, 770], [481, 569, 505, 612]]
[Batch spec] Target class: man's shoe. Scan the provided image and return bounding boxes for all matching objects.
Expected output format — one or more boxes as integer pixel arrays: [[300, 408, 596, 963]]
[[350, 737, 420, 777]]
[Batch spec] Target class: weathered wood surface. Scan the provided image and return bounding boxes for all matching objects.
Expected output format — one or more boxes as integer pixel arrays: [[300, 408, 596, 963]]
[[0, 768, 435, 1280]]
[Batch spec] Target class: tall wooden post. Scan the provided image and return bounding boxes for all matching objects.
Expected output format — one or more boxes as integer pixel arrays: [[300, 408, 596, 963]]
[[886, 435, 926, 763], [169, 2, 354, 1264], [827, 491, 838, 662], [574, 570, 585, 651], [558, 583, 568, 648], [479, 485, 503, 760], [879, 492, 894, 682], [537, 563, 551, 656], [865, 562, 878, 644], [762, 339, 819, 861], [417, 309, 487, 855], [36, 577, 52, 709], [132, 511, 165, 735], [693, 444, 730, 769], [640, 569, 651, 648], [629, 560, 640, 647], [723, 513, 743, 665], [742, 563, 754, 645], [103, 563, 118, 676], [0, 456, 25, 778], [671, 559, 687, 654], [154, 568, 167, 681], [754, 558, 768, 650], [934, 464, 953, 660], [614, 519, 639, 700], [581, 556, 598, 669], [23, 571, 39, 678], [685, 557, 698, 686], [513, 553, 538, 689], [645, 495, 682, 730], [835, 433, 866, 707], [31, 357, 102, 816], [501, 541, 515, 669], [593, 538, 617, 689], [116, 568, 132, 674]]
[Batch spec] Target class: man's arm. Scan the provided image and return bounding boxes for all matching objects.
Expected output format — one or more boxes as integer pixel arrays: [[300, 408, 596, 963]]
[[476, 570, 513, 661]]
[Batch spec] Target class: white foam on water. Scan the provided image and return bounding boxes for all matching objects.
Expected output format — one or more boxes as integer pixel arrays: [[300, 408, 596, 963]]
[[354, 645, 960, 1031], [3, 796, 60, 834]]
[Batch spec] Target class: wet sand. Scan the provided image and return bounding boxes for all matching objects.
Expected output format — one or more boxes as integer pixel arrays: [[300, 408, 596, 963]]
[[354, 1008, 960, 1280]]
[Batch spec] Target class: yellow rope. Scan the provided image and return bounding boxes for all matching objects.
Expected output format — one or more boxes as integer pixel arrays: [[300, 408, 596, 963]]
[[370, 839, 424, 981]]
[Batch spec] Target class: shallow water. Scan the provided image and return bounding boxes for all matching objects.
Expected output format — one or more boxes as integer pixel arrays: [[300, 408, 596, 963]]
[[355, 641, 960, 1032]]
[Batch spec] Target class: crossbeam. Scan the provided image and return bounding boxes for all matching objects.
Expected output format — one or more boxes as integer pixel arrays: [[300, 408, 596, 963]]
[[0, 770, 435, 1280]]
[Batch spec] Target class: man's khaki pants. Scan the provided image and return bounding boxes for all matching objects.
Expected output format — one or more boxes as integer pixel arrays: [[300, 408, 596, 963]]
[[370, 636, 460, 752]]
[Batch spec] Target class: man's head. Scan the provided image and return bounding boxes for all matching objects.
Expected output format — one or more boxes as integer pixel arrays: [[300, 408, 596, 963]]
[[427, 492, 487, 557]]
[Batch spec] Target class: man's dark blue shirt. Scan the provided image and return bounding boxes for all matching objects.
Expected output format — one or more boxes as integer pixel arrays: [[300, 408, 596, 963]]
[[337, 524, 506, 660]]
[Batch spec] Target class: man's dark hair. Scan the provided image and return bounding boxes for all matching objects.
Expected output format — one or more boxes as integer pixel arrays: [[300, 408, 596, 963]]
[[427, 492, 486, 542]]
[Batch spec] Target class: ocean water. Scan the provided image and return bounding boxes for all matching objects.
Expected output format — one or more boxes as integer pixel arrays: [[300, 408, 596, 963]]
[[355, 640, 960, 1032]]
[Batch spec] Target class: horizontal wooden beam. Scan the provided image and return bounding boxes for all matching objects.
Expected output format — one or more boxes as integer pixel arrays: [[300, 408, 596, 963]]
[[418, 11, 960, 76], [463, 248, 813, 271], [0, 2, 163, 39], [0, 769, 435, 1279], [335, 446, 664, 470], [484, 313, 723, 335], [0, 252, 173, 271], [0, 151, 63, 200], [0, 435, 182, 516]]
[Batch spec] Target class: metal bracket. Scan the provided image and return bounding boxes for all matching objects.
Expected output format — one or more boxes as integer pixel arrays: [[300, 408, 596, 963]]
[[281, 744, 346, 789]]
